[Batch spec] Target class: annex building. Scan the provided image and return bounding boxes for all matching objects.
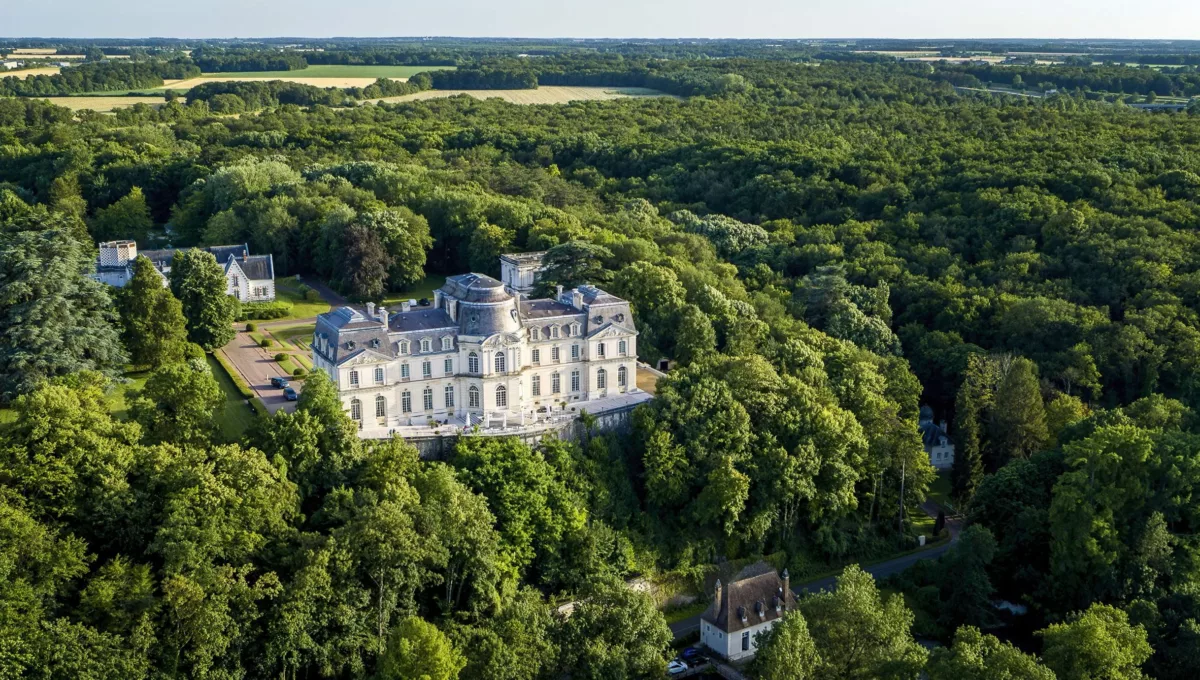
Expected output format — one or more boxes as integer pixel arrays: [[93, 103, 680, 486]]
[[93, 240, 276, 302], [312, 256, 650, 440], [701, 562, 795, 661]]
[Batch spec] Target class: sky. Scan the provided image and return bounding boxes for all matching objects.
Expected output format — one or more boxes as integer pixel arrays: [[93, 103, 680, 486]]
[[2, 0, 1199, 40]]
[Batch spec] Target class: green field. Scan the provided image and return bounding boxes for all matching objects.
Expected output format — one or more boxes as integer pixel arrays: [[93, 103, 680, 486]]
[[272, 277, 335, 320], [206, 355, 257, 442], [382, 274, 447, 308], [200, 64, 455, 79]]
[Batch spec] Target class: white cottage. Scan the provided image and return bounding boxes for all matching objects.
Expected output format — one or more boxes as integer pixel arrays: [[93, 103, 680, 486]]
[[701, 562, 795, 661], [919, 405, 955, 470], [94, 240, 276, 302]]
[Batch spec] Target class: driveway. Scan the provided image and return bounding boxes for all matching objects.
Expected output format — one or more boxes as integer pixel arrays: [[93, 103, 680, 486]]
[[220, 331, 300, 415]]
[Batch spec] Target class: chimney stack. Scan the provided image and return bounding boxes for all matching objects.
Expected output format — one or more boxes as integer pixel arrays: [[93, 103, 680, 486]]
[[401, 300, 411, 313], [782, 568, 790, 599], [714, 578, 722, 611], [366, 302, 375, 319], [556, 284, 563, 300], [377, 306, 387, 324]]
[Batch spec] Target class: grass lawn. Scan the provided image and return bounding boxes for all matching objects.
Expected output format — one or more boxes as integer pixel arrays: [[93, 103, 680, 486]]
[[273, 277, 334, 320], [382, 274, 447, 307], [927, 471, 954, 514], [662, 600, 708, 625], [206, 355, 256, 442], [104, 369, 152, 420], [200, 65, 455, 79], [276, 355, 303, 376], [267, 323, 316, 351]]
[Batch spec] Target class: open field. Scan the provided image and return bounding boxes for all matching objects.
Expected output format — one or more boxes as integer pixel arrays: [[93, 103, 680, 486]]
[[370, 86, 673, 106], [3, 67, 61, 79], [10, 48, 58, 55], [199, 64, 453, 79], [29, 96, 167, 112]]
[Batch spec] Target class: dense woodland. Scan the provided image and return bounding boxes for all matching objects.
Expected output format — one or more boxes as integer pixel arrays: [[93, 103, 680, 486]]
[[3, 43, 1200, 678]]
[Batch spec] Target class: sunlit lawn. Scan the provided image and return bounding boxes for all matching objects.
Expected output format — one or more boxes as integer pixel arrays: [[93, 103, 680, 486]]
[[382, 274, 447, 307], [206, 355, 257, 442]]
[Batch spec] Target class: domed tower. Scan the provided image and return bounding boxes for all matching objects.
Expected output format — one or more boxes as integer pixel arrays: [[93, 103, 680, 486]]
[[437, 273, 526, 421]]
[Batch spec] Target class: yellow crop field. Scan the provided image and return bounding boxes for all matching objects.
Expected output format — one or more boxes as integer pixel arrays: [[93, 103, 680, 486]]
[[160, 76, 407, 90], [10, 48, 58, 55], [30, 96, 166, 112], [368, 86, 672, 105], [4, 67, 62, 79]]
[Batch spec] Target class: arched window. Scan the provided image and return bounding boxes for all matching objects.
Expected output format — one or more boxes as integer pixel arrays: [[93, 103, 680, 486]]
[[441, 336, 453, 350], [421, 338, 431, 353], [496, 385, 508, 408], [531, 327, 540, 341], [469, 385, 480, 408], [398, 340, 410, 355], [375, 395, 387, 419], [374, 367, 384, 384], [619, 340, 628, 357], [350, 398, 362, 421], [618, 365, 628, 387], [495, 351, 507, 373], [445, 385, 455, 408], [349, 370, 359, 387], [597, 368, 607, 389], [423, 386, 433, 411], [402, 390, 412, 413], [532, 374, 541, 396], [550, 325, 560, 339], [468, 352, 479, 373]]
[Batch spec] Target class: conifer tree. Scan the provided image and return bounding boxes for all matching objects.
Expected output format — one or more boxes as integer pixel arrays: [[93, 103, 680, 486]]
[[169, 249, 236, 351], [991, 357, 1049, 468], [119, 256, 188, 367]]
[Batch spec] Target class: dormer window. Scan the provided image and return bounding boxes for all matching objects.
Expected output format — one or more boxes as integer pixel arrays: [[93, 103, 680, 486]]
[[371, 339, 380, 348], [550, 325, 560, 339], [421, 338, 431, 353], [399, 340, 410, 355], [441, 336, 452, 351], [531, 327, 541, 341], [570, 322, 581, 336]]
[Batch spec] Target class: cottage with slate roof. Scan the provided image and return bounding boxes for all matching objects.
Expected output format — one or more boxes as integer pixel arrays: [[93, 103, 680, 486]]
[[93, 240, 276, 302], [919, 405, 955, 470], [311, 256, 646, 438], [701, 562, 795, 661]]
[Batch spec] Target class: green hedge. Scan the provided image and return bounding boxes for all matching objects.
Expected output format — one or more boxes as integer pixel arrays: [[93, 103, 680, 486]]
[[212, 350, 254, 400], [250, 398, 270, 417], [236, 301, 293, 321]]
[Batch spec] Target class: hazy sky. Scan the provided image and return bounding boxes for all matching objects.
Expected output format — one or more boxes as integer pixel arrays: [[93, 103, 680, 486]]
[[2, 0, 1198, 40]]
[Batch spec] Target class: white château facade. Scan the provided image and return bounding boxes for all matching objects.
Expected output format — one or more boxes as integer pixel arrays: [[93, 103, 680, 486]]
[[93, 240, 276, 302], [312, 266, 643, 438]]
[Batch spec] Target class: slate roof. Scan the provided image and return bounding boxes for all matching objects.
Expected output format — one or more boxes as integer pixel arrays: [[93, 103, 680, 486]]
[[389, 308, 457, 333], [441, 273, 513, 304], [702, 562, 794, 634], [520, 299, 581, 319], [235, 254, 274, 281], [136, 244, 272, 280], [919, 420, 952, 449]]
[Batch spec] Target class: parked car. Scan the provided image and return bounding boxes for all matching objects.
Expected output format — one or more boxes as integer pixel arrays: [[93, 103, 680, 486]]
[[418, 297, 431, 306], [283, 387, 298, 401], [680, 647, 706, 665], [666, 659, 688, 676], [270, 376, 290, 389]]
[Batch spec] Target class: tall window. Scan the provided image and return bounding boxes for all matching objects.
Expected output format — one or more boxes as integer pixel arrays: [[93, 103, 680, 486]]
[[570, 323, 580, 336], [444, 358, 453, 375], [495, 351, 507, 373], [619, 340, 628, 357], [441, 336, 452, 350], [422, 360, 431, 378], [532, 374, 541, 396], [374, 367, 384, 384], [350, 398, 362, 421], [564, 324, 572, 338], [742, 631, 750, 652], [571, 344, 580, 360], [349, 370, 359, 387], [401, 363, 410, 380], [551, 325, 560, 339], [495, 385, 508, 408], [399, 340, 410, 355], [596, 342, 605, 358], [552, 346, 560, 363], [375, 395, 387, 419], [402, 390, 412, 413], [532, 348, 541, 364], [571, 370, 580, 392], [445, 385, 455, 408], [552, 372, 561, 394], [597, 368, 607, 389], [423, 387, 433, 411], [618, 365, 628, 387], [421, 338, 431, 353], [531, 327, 540, 341], [469, 385, 480, 408], [468, 352, 479, 373]]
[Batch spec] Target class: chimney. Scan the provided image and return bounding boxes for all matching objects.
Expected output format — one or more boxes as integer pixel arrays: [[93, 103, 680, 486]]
[[366, 302, 375, 318], [556, 284, 563, 300], [401, 300, 411, 313], [571, 291, 583, 310], [782, 569, 790, 600], [377, 306, 387, 324], [714, 579, 722, 612], [940, 420, 949, 433]]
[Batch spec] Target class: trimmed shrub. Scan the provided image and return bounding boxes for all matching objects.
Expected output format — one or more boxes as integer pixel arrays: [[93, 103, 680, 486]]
[[274, 353, 287, 362], [260, 338, 271, 348], [246, 322, 257, 332], [292, 367, 306, 377], [235, 301, 293, 321]]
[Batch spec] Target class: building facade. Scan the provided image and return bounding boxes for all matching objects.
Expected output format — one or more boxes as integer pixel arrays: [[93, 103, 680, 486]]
[[312, 269, 642, 437], [93, 240, 275, 302], [701, 562, 795, 661], [919, 405, 955, 470], [499, 251, 547, 294]]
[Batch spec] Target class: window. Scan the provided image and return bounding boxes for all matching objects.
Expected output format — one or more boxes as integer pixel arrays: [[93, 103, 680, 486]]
[[495, 351, 507, 374], [597, 342, 606, 358], [551, 325, 560, 339], [444, 358, 453, 375], [349, 370, 359, 387], [350, 398, 362, 421], [441, 336, 452, 351], [532, 374, 541, 396], [375, 395, 387, 419], [496, 385, 508, 408], [399, 340, 410, 355], [402, 391, 412, 413], [418, 338, 429, 353], [401, 363, 410, 380], [469, 385, 480, 408], [571, 344, 580, 359], [445, 385, 455, 408], [552, 346, 560, 363], [571, 370, 580, 392], [422, 360, 431, 378], [570, 323, 581, 336], [374, 367, 384, 384], [532, 348, 541, 364], [742, 631, 750, 652], [423, 387, 433, 411], [552, 372, 561, 394], [531, 327, 540, 341], [618, 366, 628, 387], [468, 352, 479, 373], [619, 340, 628, 357], [597, 368, 607, 389], [232, 275, 239, 287]]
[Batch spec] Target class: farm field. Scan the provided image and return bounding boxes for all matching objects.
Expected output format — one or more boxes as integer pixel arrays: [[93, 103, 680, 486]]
[[28, 96, 167, 111], [369, 86, 673, 105], [3, 67, 61, 79], [197, 64, 454, 79]]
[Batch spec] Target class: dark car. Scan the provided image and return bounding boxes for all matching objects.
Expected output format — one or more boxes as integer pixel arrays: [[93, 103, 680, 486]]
[[283, 387, 298, 401], [270, 376, 290, 389], [680, 647, 704, 664], [418, 298, 431, 306]]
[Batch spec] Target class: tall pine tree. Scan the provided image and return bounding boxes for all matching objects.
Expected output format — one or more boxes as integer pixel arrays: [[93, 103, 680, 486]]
[[118, 256, 189, 367], [991, 357, 1049, 468], [168, 249, 236, 351]]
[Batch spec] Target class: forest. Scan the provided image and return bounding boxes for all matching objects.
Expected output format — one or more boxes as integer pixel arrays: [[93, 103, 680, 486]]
[[3, 44, 1200, 679]]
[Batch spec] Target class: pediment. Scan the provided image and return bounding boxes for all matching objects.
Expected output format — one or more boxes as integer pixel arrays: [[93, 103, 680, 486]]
[[336, 348, 391, 366], [587, 322, 631, 340], [482, 332, 523, 348]]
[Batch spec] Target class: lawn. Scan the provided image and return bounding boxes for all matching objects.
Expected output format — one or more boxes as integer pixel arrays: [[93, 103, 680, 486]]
[[104, 369, 152, 420], [198, 64, 455, 79], [267, 323, 316, 352], [382, 274, 447, 307], [273, 277, 334, 320], [927, 471, 954, 514], [206, 355, 257, 442]]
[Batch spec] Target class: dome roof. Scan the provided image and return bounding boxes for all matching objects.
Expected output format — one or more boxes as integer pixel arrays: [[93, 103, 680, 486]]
[[442, 273, 513, 303]]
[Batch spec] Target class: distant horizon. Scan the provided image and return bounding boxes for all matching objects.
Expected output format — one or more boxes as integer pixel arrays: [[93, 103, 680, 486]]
[[2, 36, 1200, 43], [3, 0, 1199, 42]]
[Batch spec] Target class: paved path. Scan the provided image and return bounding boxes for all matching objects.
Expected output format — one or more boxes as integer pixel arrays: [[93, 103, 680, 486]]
[[219, 331, 300, 415], [670, 506, 963, 640]]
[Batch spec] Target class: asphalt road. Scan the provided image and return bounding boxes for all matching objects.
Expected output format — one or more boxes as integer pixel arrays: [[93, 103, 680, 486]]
[[220, 331, 300, 415]]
